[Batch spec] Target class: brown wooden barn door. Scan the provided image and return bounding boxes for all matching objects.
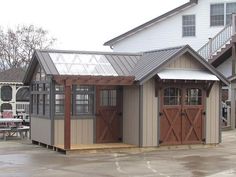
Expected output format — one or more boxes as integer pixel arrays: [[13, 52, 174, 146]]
[[96, 86, 122, 143], [182, 88, 204, 144], [160, 86, 205, 145], [160, 87, 182, 145]]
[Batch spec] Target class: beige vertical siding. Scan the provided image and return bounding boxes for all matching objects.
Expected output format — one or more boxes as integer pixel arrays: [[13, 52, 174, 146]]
[[167, 53, 205, 69], [142, 78, 158, 147], [123, 86, 140, 146], [54, 117, 94, 146], [54, 119, 64, 145], [206, 82, 220, 144], [31, 117, 51, 145]]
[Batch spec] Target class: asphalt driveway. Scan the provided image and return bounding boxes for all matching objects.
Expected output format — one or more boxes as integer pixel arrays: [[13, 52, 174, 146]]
[[1, 130, 236, 177]]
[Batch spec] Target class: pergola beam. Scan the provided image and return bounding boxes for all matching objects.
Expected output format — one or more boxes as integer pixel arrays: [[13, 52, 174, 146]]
[[53, 75, 135, 86]]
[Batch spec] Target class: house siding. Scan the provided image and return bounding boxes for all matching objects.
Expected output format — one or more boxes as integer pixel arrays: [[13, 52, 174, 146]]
[[216, 56, 232, 78], [123, 86, 140, 146], [54, 117, 94, 146], [112, 0, 236, 52], [206, 82, 220, 144], [31, 117, 51, 145], [142, 78, 158, 147]]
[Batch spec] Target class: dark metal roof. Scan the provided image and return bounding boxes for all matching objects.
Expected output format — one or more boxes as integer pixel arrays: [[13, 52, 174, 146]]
[[133, 45, 229, 85], [0, 68, 26, 82], [23, 45, 229, 86], [104, 0, 198, 46], [132, 46, 184, 81]]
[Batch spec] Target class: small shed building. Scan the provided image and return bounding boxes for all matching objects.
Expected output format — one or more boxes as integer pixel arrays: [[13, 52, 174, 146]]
[[23, 45, 228, 151]]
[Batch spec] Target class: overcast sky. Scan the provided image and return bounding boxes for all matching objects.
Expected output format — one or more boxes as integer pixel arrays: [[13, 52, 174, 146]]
[[0, 0, 187, 51]]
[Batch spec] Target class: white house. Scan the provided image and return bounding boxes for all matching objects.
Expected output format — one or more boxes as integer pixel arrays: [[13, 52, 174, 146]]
[[104, 0, 236, 53], [104, 0, 236, 129]]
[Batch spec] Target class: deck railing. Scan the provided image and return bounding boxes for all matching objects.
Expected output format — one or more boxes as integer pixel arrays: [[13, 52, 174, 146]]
[[16, 102, 30, 114], [198, 14, 236, 60]]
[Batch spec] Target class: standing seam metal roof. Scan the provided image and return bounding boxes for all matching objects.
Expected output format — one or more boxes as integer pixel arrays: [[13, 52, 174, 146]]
[[23, 45, 229, 86], [131, 46, 184, 81]]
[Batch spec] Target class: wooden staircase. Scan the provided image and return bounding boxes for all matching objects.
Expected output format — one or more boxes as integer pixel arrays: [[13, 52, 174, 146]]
[[198, 14, 236, 62]]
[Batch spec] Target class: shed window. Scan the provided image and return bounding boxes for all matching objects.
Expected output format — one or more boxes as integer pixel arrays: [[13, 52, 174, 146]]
[[182, 15, 195, 37], [55, 85, 65, 115], [75, 86, 94, 115], [100, 90, 117, 106], [164, 88, 181, 105], [33, 65, 47, 81], [31, 83, 50, 117], [185, 88, 202, 105], [211, 4, 224, 26]]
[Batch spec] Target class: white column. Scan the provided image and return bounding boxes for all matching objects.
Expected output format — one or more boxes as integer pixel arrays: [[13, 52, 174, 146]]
[[11, 85, 17, 116]]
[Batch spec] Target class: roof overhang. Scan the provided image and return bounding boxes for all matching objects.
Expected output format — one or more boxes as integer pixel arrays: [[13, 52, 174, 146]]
[[138, 46, 230, 86], [157, 69, 219, 81], [53, 75, 135, 86]]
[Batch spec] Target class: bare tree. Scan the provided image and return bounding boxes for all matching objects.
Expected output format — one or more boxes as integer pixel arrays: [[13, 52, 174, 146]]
[[0, 25, 56, 70]]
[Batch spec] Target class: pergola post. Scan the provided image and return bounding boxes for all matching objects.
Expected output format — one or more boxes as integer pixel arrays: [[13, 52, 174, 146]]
[[64, 80, 71, 150]]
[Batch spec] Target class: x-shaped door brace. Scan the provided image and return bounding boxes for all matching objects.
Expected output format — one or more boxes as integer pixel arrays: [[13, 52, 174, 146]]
[[183, 109, 201, 141], [99, 109, 117, 141], [163, 109, 181, 142]]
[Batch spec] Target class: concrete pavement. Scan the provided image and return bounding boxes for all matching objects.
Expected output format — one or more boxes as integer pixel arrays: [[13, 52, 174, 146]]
[[1, 130, 236, 177]]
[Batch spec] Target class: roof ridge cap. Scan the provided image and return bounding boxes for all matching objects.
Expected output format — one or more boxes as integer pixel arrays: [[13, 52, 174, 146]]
[[143, 45, 186, 54]]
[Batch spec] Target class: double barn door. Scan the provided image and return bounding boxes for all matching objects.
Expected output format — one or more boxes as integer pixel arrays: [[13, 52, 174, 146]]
[[160, 85, 205, 145]]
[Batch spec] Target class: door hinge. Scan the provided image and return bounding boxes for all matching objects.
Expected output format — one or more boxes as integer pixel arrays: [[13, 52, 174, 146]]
[[159, 140, 163, 144], [203, 111, 206, 115], [202, 138, 206, 142], [159, 112, 163, 116]]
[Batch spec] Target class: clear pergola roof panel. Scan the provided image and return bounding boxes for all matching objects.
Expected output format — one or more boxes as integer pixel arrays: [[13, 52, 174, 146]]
[[49, 53, 118, 76]]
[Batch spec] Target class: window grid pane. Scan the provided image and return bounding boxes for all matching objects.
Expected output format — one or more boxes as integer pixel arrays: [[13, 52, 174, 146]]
[[182, 15, 195, 37], [75, 86, 94, 115], [226, 3, 236, 25], [185, 88, 202, 105], [211, 4, 224, 26], [164, 88, 181, 105], [100, 89, 117, 107]]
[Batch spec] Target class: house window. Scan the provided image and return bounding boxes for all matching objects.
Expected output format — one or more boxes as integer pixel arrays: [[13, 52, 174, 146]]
[[75, 86, 94, 115], [211, 4, 224, 26], [100, 90, 117, 107], [182, 15, 196, 37], [211, 3, 236, 26], [226, 3, 236, 25]]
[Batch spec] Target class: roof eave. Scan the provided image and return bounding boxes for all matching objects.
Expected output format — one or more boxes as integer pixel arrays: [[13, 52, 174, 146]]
[[137, 46, 229, 86]]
